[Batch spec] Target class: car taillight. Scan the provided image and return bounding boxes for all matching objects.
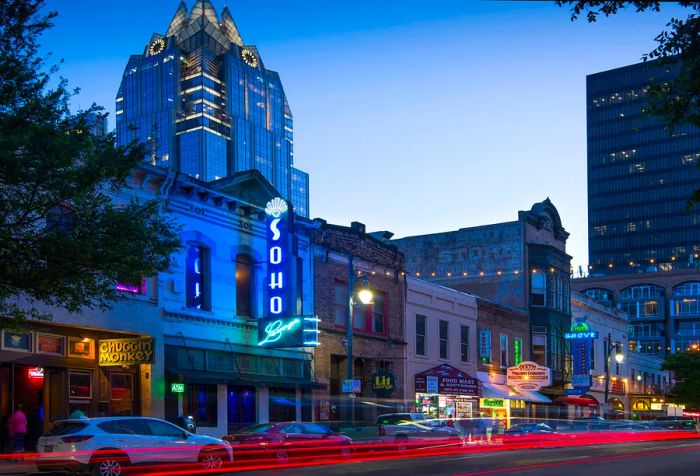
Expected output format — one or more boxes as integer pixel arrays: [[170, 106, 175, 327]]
[[378, 426, 386, 436], [62, 435, 94, 443]]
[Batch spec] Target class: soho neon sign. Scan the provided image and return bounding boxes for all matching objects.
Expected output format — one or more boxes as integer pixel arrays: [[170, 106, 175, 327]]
[[265, 197, 289, 316]]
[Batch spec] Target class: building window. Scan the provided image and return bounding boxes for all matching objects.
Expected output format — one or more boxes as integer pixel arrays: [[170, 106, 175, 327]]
[[460, 325, 470, 363], [334, 282, 347, 326], [372, 293, 385, 334], [69, 371, 92, 399], [531, 270, 546, 306], [532, 333, 547, 366], [500, 334, 508, 368], [186, 384, 218, 427], [416, 315, 426, 356], [236, 254, 253, 317], [439, 320, 449, 359], [110, 373, 133, 416], [186, 245, 209, 310]]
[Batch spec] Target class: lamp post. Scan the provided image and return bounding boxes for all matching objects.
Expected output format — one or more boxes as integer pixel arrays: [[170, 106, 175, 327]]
[[346, 255, 373, 425], [603, 333, 624, 418]]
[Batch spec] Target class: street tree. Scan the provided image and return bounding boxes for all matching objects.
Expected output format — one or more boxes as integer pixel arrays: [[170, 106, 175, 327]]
[[662, 350, 700, 408], [557, 1, 700, 206], [0, 0, 182, 323]]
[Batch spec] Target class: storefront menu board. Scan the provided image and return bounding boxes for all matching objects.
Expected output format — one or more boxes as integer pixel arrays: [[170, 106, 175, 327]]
[[415, 363, 479, 396]]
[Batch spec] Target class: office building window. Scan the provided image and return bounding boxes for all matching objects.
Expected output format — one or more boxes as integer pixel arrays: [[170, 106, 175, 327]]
[[416, 315, 426, 356], [460, 325, 470, 362], [236, 254, 253, 317], [439, 320, 449, 359], [500, 334, 508, 367]]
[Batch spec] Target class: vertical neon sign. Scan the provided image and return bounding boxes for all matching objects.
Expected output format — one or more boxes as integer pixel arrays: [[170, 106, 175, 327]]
[[265, 198, 289, 317], [186, 245, 202, 309]]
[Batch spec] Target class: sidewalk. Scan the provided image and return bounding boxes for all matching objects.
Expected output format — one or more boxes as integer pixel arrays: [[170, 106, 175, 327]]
[[0, 459, 36, 475]]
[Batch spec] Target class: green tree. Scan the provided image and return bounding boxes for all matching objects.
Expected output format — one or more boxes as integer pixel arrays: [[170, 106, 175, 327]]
[[662, 350, 700, 408], [557, 1, 700, 206], [0, 0, 181, 323]]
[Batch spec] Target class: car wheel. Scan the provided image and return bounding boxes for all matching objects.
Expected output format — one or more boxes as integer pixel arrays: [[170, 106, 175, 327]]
[[90, 452, 129, 476], [275, 450, 289, 465], [199, 449, 225, 470]]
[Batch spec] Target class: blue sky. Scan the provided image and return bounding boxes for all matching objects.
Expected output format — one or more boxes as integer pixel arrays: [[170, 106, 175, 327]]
[[42, 0, 689, 271]]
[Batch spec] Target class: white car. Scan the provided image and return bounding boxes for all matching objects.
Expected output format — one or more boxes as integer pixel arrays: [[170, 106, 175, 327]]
[[36, 416, 232, 475]]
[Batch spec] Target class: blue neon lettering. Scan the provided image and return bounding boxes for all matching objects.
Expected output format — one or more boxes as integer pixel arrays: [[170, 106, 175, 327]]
[[259, 318, 300, 346], [270, 218, 282, 241], [270, 296, 282, 314], [269, 272, 283, 289], [270, 246, 282, 264]]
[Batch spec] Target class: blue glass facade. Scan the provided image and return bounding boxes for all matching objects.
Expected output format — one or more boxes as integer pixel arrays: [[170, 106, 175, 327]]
[[115, 0, 309, 216], [587, 60, 700, 274]]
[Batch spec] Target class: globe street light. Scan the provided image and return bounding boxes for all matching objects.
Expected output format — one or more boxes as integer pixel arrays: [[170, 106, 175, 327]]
[[346, 255, 373, 424], [604, 333, 624, 417]]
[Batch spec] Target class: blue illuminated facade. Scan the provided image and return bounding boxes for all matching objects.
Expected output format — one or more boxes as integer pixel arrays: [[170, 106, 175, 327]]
[[116, 0, 309, 216]]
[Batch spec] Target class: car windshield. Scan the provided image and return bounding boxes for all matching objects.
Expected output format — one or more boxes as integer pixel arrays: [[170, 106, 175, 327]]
[[238, 424, 276, 434], [44, 421, 88, 436]]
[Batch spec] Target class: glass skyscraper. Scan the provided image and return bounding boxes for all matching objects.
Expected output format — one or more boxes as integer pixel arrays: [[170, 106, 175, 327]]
[[587, 60, 700, 273], [116, 0, 309, 216]]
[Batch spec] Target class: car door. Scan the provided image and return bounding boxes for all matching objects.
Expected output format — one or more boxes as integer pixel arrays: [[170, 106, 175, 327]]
[[143, 419, 198, 463], [97, 419, 155, 465]]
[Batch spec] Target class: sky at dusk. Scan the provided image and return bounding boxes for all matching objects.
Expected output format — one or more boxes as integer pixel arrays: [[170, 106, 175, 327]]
[[41, 0, 690, 272]]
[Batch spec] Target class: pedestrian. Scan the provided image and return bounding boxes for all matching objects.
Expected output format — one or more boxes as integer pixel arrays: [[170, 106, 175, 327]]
[[7, 404, 27, 460]]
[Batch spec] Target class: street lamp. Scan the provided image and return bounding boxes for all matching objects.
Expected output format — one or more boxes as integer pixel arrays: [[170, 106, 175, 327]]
[[346, 255, 373, 424], [604, 333, 624, 418]]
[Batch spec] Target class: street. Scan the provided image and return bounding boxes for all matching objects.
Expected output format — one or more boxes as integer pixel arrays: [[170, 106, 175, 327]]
[[228, 439, 700, 476]]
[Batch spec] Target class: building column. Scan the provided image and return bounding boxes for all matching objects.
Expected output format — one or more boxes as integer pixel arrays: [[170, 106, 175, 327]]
[[257, 386, 269, 423]]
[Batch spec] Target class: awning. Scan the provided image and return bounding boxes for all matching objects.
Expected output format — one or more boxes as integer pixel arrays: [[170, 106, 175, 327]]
[[555, 396, 599, 407], [515, 389, 552, 404], [481, 382, 521, 399], [167, 368, 326, 390]]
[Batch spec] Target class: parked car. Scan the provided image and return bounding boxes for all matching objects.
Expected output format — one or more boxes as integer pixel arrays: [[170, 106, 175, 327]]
[[503, 423, 560, 444], [651, 418, 698, 431], [376, 413, 461, 440], [36, 417, 232, 475], [223, 422, 352, 464]]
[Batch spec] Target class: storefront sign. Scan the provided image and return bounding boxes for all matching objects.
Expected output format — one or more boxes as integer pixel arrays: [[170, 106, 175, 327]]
[[28, 367, 44, 379], [566, 318, 597, 394], [1, 331, 33, 353], [507, 361, 551, 391], [479, 329, 491, 363], [415, 364, 479, 396], [170, 383, 185, 393], [426, 376, 439, 394], [37, 333, 66, 356], [481, 398, 505, 408], [371, 370, 396, 398], [99, 338, 154, 366], [514, 338, 522, 366], [265, 197, 290, 318], [185, 245, 203, 309]]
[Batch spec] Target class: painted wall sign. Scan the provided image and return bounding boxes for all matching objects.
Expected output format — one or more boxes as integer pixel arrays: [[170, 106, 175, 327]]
[[99, 338, 154, 366], [507, 361, 552, 391], [415, 364, 479, 396], [371, 370, 396, 398]]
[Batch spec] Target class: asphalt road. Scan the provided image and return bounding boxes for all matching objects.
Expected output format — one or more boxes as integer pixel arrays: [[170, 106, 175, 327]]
[[226, 439, 700, 476]]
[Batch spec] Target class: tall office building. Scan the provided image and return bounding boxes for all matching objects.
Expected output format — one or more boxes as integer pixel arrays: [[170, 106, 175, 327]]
[[116, 0, 309, 217], [587, 60, 700, 273], [575, 60, 700, 357]]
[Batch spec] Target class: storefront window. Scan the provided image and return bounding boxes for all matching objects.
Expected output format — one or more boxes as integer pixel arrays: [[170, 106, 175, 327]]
[[69, 371, 92, 399], [110, 373, 133, 416], [186, 384, 217, 427], [269, 388, 296, 422]]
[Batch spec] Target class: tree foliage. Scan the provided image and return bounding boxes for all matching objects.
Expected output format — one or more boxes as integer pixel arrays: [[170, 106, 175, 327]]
[[557, 1, 700, 207], [0, 0, 182, 323], [662, 350, 700, 408]]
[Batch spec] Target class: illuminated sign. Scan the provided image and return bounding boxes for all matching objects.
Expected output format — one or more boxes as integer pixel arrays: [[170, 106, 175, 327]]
[[480, 398, 505, 408], [186, 246, 203, 309], [265, 197, 289, 318], [99, 338, 154, 366], [28, 367, 44, 379], [507, 361, 551, 391], [567, 318, 596, 395], [371, 370, 396, 398], [257, 316, 320, 348], [565, 331, 600, 339], [479, 329, 491, 363], [514, 338, 522, 366], [170, 383, 185, 393], [259, 318, 301, 346]]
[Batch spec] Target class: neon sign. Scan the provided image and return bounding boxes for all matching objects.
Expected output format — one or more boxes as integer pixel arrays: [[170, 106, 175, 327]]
[[186, 246, 203, 309], [28, 367, 44, 379], [259, 318, 300, 346], [265, 198, 289, 317]]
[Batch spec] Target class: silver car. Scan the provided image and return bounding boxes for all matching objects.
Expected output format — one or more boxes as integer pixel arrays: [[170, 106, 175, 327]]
[[36, 417, 232, 475]]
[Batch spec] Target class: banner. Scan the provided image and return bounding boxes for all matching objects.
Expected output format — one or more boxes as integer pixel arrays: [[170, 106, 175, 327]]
[[507, 361, 551, 391]]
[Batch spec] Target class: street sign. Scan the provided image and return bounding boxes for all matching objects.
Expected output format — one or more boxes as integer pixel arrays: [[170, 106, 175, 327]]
[[342, 379, 361, 394]]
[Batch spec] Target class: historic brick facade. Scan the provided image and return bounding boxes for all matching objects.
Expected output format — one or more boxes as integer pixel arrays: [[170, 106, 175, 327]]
[[311, 221, 406, 424], [475, 298, 530, 374]]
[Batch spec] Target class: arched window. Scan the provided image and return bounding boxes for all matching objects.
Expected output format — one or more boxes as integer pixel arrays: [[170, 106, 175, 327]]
[[236, 254, 253, 317], [531, 270, 546, 306]]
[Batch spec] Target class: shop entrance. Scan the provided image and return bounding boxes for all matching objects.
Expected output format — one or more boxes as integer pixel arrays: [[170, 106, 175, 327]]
[[227, 385, 255, 431], [1, 364, 47, 452]]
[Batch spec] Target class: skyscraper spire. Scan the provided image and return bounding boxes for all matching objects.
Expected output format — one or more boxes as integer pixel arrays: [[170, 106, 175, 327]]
[[166, 1, 189, 38], [190, 0, 219, 26], [221, 6, 243, 46]]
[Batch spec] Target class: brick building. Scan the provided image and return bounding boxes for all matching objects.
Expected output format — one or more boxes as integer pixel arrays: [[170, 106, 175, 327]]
[[311, 221, 407, 424]]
